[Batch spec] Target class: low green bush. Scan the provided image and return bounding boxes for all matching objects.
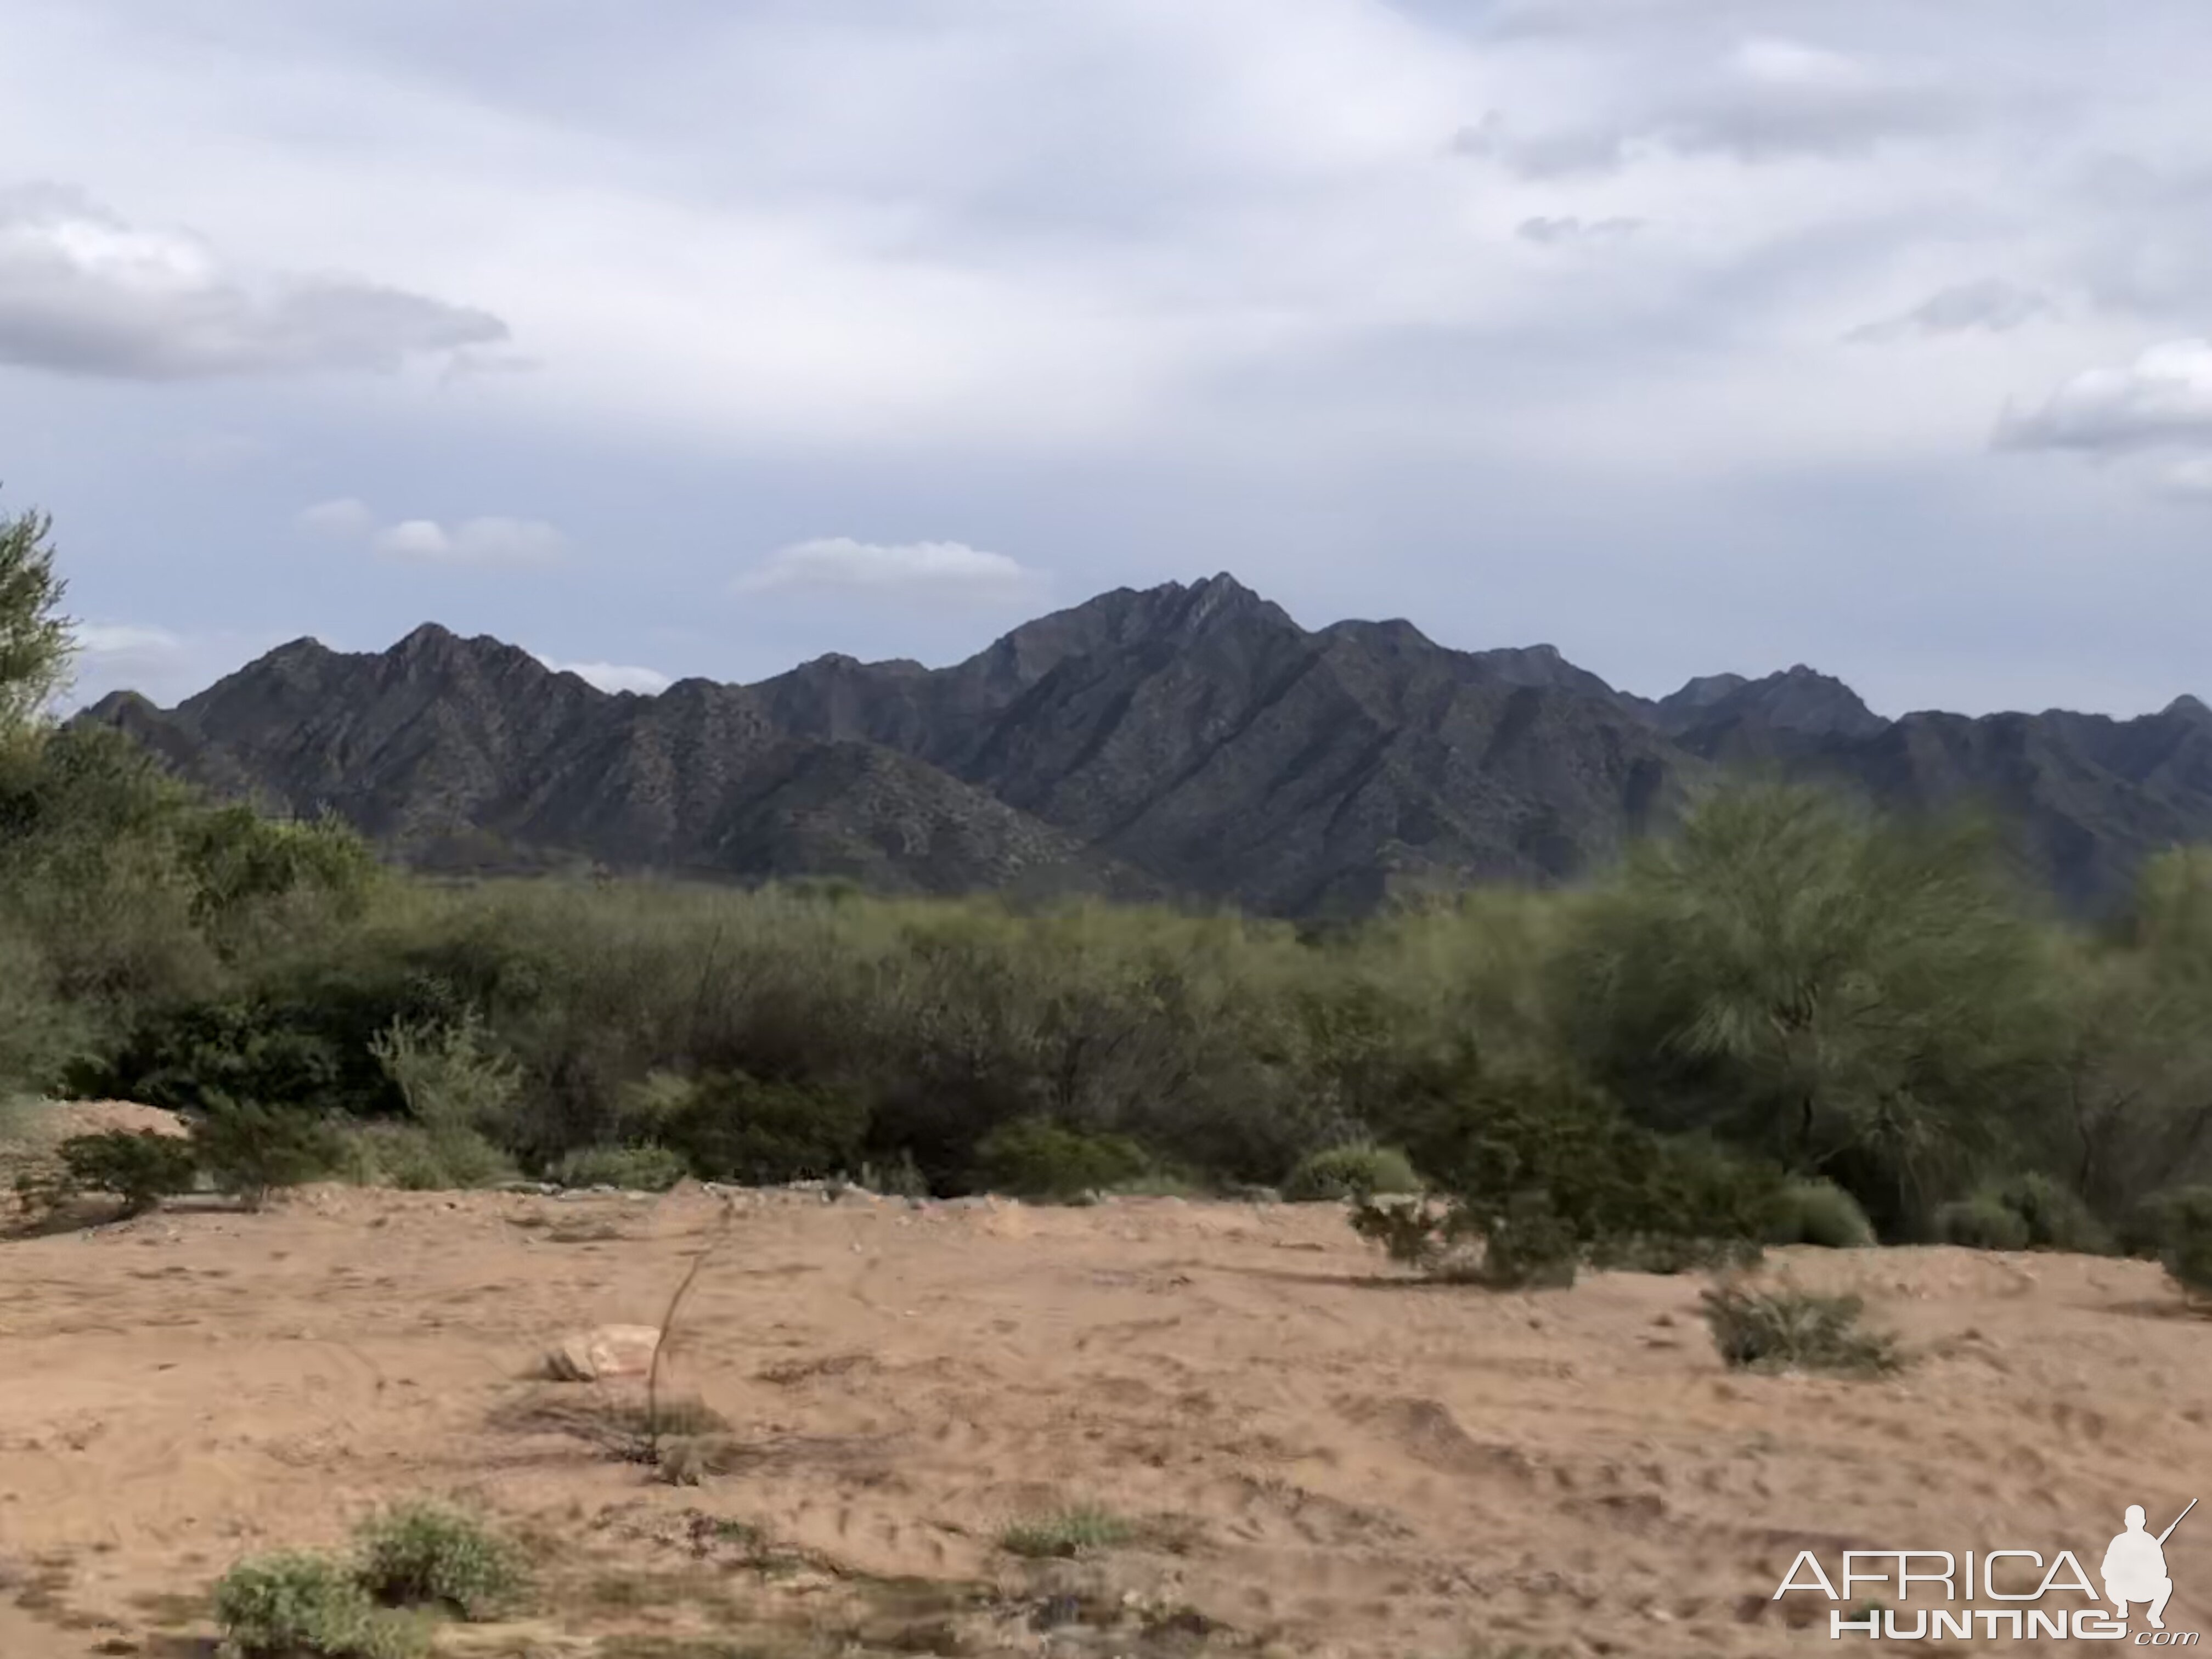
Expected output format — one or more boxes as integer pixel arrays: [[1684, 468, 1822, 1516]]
[[1938, 1173, 2107, 1254], [1700, 1283, 1901, 1376], [54, 1128, 198, 1215], [194, 1098, 349, 1209], [1764, 1178, 1877, 1249], [2152, 1187, 2212, 1302], [972, 1116, 1150, 1200], [555, 1143, 689, 1192], [628, 1069, 870, 1186], [1282, 1142, 1420, 1202], [1936, 1193, 2031, 1250], [353, 1502, 528, 1620], [213, 1551, 426, 1659]]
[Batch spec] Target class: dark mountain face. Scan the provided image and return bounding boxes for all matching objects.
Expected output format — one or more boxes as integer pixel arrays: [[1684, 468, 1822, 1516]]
[[84, 577, 2212, 916]]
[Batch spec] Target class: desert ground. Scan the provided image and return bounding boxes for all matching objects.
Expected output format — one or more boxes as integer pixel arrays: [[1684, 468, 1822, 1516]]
[[1, 1118, 2208, 1657]]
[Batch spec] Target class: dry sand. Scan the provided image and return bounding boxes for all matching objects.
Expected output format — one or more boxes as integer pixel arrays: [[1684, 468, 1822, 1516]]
[[0, 1172, 2206, 1657]]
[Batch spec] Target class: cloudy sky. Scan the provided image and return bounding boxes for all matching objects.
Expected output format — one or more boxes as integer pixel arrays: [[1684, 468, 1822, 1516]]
[[4, 0, 2209, 717]]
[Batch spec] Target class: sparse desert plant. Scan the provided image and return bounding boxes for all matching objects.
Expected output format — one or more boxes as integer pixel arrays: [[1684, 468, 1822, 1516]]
[[213, 1551, 427, 1659], [52, 1128, 198, 1215], [194, 1097, 349, 1208], [556, 1142, 689, 1192], [999, 1504, 1135, 1559], [1282, 1142, 1421, 1202], [353, 1501, 529, 1620], [1763, 1178, 1877, 1249], [1587, 1231, 1763, 1276], [1699, 1282, 1901, 1376]]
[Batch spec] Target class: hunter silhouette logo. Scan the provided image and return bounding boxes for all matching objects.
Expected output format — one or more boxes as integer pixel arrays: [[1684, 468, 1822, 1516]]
[[2107, 1501, 2193, 1632], [1771, 1498, 2200, 1642]]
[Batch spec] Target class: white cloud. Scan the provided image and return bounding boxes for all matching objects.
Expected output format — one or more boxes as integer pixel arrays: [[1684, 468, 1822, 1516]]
[[731, 538, 1043, 602], [76, 621, 188, 666], [297, 499, 568, 567], [371, 516, 567, 566], [2000, 340, 2212, 454], [0, 183, 506, 380], [538, 657, 673, 695]]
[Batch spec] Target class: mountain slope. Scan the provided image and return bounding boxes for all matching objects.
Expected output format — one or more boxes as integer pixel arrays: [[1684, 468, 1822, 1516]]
[[83, 576, 2212, 915]]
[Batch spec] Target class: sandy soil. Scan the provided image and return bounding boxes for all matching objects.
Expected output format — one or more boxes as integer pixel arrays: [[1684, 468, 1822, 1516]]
[[0, 1177, 2207, 1658]]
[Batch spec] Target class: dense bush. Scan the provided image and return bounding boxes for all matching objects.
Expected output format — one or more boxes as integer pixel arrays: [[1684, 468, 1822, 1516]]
[[1937, 1173, 2108, 1254], [213, 1551, 426, 1659], [353, 1502, 528, 1620], [195, 1098, 349, 1208], [1764, 1178, 1877, 1249], [1282, 1142, 1421, 1201], [2152, 1187, 2212, 1301], [53, 1128, 198, 1215], [555, 1142, 689, 1192], [973, 1115, 1151, 1200], [627, 1068, 870, 1184]]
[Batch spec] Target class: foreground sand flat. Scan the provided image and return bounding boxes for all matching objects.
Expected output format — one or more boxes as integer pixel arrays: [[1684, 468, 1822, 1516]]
[[0, 1184, 2205, 1657]]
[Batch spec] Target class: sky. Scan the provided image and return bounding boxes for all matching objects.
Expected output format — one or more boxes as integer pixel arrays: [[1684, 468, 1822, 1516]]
[[3, 0, 2210, 719]]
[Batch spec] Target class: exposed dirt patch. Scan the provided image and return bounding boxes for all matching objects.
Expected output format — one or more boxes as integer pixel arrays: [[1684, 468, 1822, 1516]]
[[0, 1183, 2205, 1655]]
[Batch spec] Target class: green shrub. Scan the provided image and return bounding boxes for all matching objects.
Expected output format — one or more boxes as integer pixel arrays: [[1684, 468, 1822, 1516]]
[[371, 1011, 520, 1141], [1988, 1172, 2111, 1253], [972, 1116, 1150, 1200], [338, 1121, 507, 1192], [1764, 1179, 1877, 1249], [2119, 1185, 2212, 1260], [998, 1504, 1135, 1559], [2152, 1187, 2212, 1301], [194, 1098, 348, 1208], [353, 1502, 528, 1620], [628, 1069, 869, 1186], [1936, 1193, 2031, 1250], [1699, 1283, 1901, 1376], [213, 1551, 426, 1659], [54, 1128, 199, 1215], [1349, 1190, 1580, 1288], [1938, 1174, 2107, 1254], [555, 1143, 689, 1193], [1282, 1142, 1420, 1202]]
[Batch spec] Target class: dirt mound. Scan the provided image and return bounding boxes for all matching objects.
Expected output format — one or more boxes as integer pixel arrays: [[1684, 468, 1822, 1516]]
[[0, 1187, 2203, 1656]]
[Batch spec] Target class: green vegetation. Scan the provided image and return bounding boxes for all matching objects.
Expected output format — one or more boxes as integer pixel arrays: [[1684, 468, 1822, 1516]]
[[353, 1501, 529, 1619], [212, 1502, 528, 1657], [1282, 1141, 1421, 1201], [556, 1141, 689, 1192], [7, 495, 2212, 1276], [48, 1127, 197, 1214], [212, 1551, 427, 1659], [998, 1504, 1136, 1559], [1700, 1283, 1902, 1376], [1764, 1178, 1877, 1249]]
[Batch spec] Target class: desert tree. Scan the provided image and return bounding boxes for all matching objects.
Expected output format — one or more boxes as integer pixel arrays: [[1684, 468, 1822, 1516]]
[[0, 497, 73, 742]]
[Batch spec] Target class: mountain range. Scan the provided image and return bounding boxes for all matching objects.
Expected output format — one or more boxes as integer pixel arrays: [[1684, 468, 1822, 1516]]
[[83, 574, 2212, 917]]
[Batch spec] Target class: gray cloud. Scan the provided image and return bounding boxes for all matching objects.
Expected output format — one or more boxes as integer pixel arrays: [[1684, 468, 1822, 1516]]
[[1459, 37, 1966, 177], [0, 184, 507, 380], [1516, 215, 1644, 246], [1846, 278, 2054, 343]]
